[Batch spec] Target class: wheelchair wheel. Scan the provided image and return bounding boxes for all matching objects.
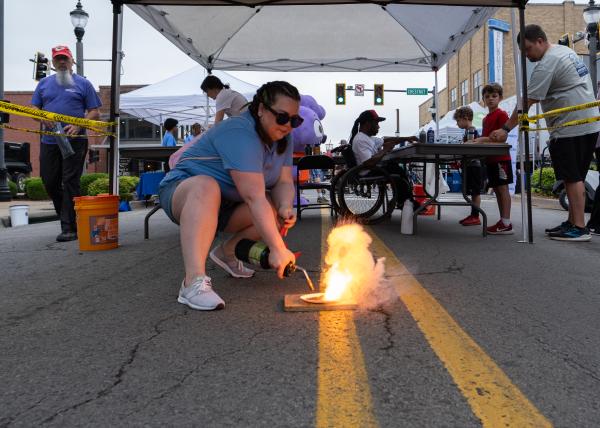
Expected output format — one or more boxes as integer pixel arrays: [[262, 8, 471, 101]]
[[336, 165, 396, 224], [330, 169, 348, 216]]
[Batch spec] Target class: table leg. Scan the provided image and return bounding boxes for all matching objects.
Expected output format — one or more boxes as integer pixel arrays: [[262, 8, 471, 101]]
[[413, 158, 441, 234], [144, 203, 163, 240]]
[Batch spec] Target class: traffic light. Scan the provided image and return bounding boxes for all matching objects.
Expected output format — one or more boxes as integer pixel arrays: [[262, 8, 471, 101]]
[[558, 33, 570, 47], [33, 52, 49, 81], [335, 83, 346, 105], [374, 84, 384, 106]]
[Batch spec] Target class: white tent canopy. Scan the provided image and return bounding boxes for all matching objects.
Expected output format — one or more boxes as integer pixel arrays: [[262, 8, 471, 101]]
[[128, 3, 498, 73], [119, 68, 258, 126]]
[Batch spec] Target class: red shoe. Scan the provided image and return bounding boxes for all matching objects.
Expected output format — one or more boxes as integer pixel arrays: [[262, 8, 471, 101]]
[[461, 215, 481, 226], [487, 220, 514, 235], [459, 215, 472, 224]]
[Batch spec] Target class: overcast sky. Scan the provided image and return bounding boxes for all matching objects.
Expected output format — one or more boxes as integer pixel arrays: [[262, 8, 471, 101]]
[[3, 0, 581, 143]]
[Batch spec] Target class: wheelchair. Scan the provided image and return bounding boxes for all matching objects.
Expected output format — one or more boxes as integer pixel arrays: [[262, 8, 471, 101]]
[[330, 144, 414, 225]]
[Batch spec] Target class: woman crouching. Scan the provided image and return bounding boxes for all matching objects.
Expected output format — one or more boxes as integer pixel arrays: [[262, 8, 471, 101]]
[[158, 81, 303, 310]]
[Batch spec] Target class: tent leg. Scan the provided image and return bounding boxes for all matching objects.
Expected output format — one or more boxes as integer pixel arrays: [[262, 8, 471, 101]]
[[109, 1, 123, 195], [434, 68, 439, 143], [519, 5, 534, 243], [511, 8, 529, 244]]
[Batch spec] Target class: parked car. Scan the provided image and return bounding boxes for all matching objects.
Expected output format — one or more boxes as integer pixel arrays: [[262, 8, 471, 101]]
[[4, 142, 32, 193]]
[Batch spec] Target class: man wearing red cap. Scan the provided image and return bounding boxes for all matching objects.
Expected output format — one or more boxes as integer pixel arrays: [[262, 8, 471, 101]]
[[31, 45, 101, 242], [348, 109, 417, 207]]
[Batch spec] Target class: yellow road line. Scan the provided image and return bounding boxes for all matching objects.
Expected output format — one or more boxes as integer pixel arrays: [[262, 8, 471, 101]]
[[367, 228, 552, 427], [316, 214, 378, 428]]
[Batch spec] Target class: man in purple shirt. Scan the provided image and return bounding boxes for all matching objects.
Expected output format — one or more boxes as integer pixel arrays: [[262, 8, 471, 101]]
[[31, 45, 101, 242]]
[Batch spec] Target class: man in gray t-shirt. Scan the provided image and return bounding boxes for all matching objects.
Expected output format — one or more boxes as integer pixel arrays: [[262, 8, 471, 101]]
[[491, 24, 599, 242]]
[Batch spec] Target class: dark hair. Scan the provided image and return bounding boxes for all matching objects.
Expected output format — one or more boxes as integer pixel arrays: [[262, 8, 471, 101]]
[[164, 117, 178, 131], [348, 112, 375, 145], [247, 81, 301, 155], [200, 75, 229, 92], [482, 82, 503, 98], [516, 24, 547, 45], [453, 106, 474, 121]]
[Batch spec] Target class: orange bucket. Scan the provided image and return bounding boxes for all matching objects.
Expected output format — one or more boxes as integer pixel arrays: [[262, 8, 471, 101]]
[[74, 194, 119, 251], [294, 152, 310, 183], [413, 184, 436, 216]]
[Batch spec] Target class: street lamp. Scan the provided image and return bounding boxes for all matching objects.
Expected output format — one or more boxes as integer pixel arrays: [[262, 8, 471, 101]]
[[583, 0, 600, 96], [69, 1, 89, 76]]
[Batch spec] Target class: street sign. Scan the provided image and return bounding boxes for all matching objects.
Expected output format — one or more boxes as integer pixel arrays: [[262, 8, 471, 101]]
[[354, 84, 364, 96], [406, 88, 429, 96]]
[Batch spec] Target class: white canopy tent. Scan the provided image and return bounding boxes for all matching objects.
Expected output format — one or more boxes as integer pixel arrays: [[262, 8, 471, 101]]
[[127, 3, 497, 73], [108, 0, 533, 240], [120, 68, 258, 126]]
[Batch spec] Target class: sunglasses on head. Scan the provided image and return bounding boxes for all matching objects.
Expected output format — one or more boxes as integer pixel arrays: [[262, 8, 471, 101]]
[[264, 104, 304, 128]]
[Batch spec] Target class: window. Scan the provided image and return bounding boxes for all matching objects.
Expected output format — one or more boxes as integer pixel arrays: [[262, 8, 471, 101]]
[[460, 79, 469, 106], [118, 117, 160, 141], [450, 88, 457, 110], [473, 70, 483, 102]]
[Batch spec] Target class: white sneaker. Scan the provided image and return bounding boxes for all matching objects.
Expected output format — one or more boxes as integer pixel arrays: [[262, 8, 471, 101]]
[[209, 245, 255, 278], [177, 276, 225, 311]]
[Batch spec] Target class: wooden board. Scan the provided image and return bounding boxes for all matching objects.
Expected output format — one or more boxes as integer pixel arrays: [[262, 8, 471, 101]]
[[283, 294, 357, 312]]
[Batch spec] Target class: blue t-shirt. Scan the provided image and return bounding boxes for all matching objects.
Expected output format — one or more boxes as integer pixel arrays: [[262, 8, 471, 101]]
[[160, 111, 293, 202], [162, 132, 177, 147], [184, 134, 193, 144], [31, 74, 101, 144]]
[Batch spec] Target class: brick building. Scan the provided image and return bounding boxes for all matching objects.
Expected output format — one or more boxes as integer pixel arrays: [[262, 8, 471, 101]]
[[4, 84, 159, 177], [419, 1, 590, 127]]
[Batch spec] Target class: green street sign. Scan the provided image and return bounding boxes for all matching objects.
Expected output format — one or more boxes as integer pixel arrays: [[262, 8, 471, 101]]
[[406, 88, 429, 96]]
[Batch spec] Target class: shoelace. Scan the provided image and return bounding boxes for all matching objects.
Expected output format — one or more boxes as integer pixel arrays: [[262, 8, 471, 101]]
[[189, 276, 213, 293]]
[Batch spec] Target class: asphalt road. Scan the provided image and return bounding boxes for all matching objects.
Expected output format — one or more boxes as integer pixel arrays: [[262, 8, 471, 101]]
[[1, 199, 600, 427]]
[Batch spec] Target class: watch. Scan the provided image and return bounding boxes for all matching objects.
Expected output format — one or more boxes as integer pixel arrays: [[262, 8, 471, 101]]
[[501, 124, 511, 133]]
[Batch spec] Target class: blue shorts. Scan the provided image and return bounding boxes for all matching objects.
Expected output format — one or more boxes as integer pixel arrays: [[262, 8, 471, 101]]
[[158, 178, 240, 231]]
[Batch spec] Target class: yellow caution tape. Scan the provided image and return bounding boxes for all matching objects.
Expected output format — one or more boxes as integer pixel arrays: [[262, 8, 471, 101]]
[[0, 100, 114, 130], [519, 99, 600, 122], [520, 114, 600, 132], [0, 123, 115, 138]]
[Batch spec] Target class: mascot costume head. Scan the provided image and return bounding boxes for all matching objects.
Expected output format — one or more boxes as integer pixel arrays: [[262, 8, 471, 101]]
[[291, 95, 327, 206]]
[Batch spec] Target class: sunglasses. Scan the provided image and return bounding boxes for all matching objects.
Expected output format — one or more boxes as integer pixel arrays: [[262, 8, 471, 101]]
[[264, 104, 304, 128]]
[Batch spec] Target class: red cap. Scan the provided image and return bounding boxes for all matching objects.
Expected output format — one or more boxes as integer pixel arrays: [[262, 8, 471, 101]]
[[52, 45, 73, 59], [358, 109, 386, 123]]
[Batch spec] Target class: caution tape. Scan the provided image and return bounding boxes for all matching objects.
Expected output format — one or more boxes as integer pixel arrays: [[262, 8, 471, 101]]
[[519, 99, 600, 122], [520, 114, 600, 132], [0, 123, 115, 138], [0, 100, 115, 130]]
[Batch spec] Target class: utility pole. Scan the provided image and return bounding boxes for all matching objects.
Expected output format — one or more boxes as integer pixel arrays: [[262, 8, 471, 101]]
[[0, 0, 11, 202]]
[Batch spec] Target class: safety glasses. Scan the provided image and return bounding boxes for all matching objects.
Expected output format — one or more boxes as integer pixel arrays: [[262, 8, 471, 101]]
[[264, 104, 304, 128]]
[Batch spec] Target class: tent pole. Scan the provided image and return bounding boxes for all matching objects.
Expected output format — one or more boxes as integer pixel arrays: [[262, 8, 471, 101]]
[[434, 68, 440, 143], [109, 1, 123, 195], [519, 4, 534, 243], [511, 8, 528, 243]]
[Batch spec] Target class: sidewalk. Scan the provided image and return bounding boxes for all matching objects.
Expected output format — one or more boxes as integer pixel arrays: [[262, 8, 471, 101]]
[[0, 193, 563, 228], [0, 198, 152, 228]]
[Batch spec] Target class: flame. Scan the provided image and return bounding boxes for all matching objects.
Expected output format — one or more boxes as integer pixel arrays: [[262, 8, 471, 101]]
[[323, 263, 352, 301], [320, 223, 388, 307]]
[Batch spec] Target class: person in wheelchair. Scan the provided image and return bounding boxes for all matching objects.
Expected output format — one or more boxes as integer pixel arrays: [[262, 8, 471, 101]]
[[349, 110, 417, 208]]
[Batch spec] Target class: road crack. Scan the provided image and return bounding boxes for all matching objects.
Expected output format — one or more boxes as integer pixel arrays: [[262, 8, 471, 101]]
[[38, 312, 185, 425]]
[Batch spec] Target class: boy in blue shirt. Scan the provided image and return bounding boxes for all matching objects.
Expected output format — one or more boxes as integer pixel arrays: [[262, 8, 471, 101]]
[[162, 118, 178, 146], [453, 106, 483, 226]]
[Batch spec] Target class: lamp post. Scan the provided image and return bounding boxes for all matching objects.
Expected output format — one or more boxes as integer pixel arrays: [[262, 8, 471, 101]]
[[69, 1, 88, 76], [584, 0, 600, 97]]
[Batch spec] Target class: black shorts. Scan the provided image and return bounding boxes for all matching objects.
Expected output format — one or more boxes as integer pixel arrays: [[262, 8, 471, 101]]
[[486, 160, 513, 188], [548, 132, 598, 183], [462, 163, 483, 196]]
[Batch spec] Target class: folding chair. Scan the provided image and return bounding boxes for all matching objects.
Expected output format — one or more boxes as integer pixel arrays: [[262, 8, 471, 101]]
[[296, 155, 336, 220]]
